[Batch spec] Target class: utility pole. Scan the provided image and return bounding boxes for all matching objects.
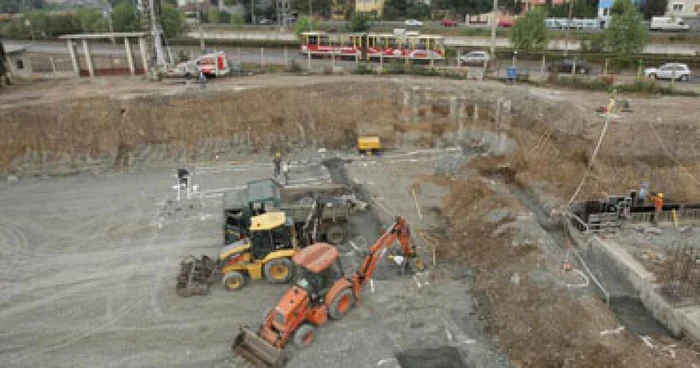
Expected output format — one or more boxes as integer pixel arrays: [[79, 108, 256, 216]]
[[251, 0, 256, 25], [563, 0, 574, 57], [489, 0, 498, 57], [196, 0, 205, 51], [103, 0, 116, 45], [308, 0, 313, 31]]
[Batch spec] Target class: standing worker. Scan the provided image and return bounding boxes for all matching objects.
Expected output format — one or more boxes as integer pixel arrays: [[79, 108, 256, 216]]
[[606, 89, 617, 114], [651, 192, 664, 225], [637, 182, 649, 206], [198, 69, 207, 89], [273, 151, 282, 178]]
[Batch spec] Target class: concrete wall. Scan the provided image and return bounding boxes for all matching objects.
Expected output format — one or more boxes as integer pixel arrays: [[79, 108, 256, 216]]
[[571, 231, 700, 341]]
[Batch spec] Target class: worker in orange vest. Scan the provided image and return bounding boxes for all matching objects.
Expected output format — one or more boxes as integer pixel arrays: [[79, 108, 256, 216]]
[[651, 192, 663, 225]]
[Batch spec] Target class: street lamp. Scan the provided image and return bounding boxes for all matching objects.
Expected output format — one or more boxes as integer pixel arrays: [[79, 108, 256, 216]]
[[24, 19, 34, 43]]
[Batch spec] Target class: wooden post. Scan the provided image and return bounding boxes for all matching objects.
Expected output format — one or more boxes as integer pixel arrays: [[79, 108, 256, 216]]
[[124, 37, 135, 76], [540, 53, 546, 79], [49, 56, 57, 74], [603, 59, 608, 75], [66, 40, 80, 76], [81, 39, 95, 78], [307, 49, 311, 71]]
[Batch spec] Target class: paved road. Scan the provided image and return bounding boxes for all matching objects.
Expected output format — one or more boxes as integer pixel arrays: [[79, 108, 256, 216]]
[[6, 39, 699, 84]]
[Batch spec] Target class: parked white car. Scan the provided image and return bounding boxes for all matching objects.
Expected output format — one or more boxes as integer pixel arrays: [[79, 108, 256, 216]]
[[644, 63, 692, 82], [457, 51, 490, 66], [404, 19, 423, 27]]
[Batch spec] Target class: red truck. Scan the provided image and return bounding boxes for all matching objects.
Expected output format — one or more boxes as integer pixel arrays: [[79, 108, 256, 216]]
[[441, 19, 458, 27]]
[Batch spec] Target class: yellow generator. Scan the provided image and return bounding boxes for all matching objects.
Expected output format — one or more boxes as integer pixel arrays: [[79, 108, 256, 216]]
[[219, 212, 298, 291], [357, 136, 381, 155]]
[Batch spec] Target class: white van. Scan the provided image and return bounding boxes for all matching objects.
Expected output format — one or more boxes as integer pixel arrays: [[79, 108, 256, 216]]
[[650, 17, 690, 31]]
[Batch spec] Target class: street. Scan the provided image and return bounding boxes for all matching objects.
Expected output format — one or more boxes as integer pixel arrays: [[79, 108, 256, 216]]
[[5, 39, 699, 84]]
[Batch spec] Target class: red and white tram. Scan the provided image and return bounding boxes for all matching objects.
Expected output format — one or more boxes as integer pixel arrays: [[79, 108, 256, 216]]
[[299, 31, 445, 62]]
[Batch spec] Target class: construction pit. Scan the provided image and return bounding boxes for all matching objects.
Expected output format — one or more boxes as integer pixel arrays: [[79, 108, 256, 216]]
[[1, 75, 700, 367]]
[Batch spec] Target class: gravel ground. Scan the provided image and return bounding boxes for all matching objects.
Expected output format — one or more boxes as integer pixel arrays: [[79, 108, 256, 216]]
[[0, 149, 507, 368]]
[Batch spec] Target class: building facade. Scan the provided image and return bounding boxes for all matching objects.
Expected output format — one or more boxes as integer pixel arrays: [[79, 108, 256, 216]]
[[666, 0, 700, 17], [355, 0, 384, 17]]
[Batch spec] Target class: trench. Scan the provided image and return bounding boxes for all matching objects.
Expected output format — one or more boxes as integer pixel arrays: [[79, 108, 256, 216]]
[[395, 346, 468, 368], [509, 179, 670, 338]]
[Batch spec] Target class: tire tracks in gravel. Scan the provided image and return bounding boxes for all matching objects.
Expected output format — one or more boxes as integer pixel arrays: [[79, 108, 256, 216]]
[[2, 199, 160, 365]]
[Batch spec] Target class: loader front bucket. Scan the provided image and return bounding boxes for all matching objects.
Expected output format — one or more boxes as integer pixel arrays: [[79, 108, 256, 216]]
[[232, 326, 288, 368]]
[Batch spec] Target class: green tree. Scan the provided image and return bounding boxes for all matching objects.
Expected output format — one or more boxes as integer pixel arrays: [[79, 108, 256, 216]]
[[610, 0, 632, 16], [643, 0, 667, 19], [431, 0, 491, 18], [159, 5, 184, 38], [383, 0, 408, 20], [231, 12, 244, 26], [510, 7, 548, 51], [347, 12, 372, 32], [73, 7, 107, 33], [111, 3, 139, 32], [605, 2, 648, 56], [407, 1, 430, 19], [545, 0, 597, 17], [208, 7, 221, 23], [290, 0, 333, 18], [294, 14, 319, 34], [219, 10, 231, 23]]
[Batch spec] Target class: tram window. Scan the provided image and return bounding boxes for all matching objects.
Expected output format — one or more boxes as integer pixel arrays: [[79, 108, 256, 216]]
[[308, 35, 318, 45], [320, 35, 329, 45], [387, 37, 397, 48]]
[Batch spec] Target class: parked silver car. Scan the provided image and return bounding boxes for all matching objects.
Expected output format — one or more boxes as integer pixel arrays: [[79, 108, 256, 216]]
[[457, 51, 490, 66], [644, 63, 692, 81], [404, 19, 423, 27]]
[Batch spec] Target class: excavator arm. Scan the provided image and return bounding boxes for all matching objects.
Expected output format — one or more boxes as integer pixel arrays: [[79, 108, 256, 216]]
[[352, 217, 422, 297]]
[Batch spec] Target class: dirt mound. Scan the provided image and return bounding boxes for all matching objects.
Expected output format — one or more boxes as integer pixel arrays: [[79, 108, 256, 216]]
[[435, 173, 700, 367]]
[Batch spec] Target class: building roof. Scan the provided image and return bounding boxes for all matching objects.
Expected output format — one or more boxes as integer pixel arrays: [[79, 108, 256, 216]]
[[4, 45, 27, 55], [58, 32, 146, 40]]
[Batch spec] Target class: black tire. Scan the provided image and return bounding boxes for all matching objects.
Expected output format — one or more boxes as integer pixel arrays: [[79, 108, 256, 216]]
[[328, 288, 355, 320], [222, 271, 246, 291], [649, 73, 657, 80], [263, 258, 294, 284], [292, 324, 316, 349], [681, 75, 689, 82], [324, 224, 346, 244]]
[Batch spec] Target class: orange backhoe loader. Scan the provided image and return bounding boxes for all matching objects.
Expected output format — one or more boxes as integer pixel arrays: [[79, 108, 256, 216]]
[[231, 216, 423, 367]]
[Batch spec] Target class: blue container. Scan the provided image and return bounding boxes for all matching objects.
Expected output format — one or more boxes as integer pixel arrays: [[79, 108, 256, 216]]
[[506, 67, 517, 81]]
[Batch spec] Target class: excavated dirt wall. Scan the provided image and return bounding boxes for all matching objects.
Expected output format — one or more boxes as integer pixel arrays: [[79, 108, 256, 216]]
[[3, 78, 700, 202]]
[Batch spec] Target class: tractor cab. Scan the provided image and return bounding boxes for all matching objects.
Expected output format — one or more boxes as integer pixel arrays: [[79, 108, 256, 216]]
[[249, 212, 297, 260], [291, 243, 344, 303]]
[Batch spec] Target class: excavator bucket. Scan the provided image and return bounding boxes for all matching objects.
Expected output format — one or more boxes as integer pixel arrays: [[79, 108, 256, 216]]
[[232, 326, 288, 368]]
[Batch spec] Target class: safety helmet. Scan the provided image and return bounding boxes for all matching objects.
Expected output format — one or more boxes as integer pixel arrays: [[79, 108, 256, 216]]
[[275, 152, 281, 158], [658, 193, 663, 198]]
